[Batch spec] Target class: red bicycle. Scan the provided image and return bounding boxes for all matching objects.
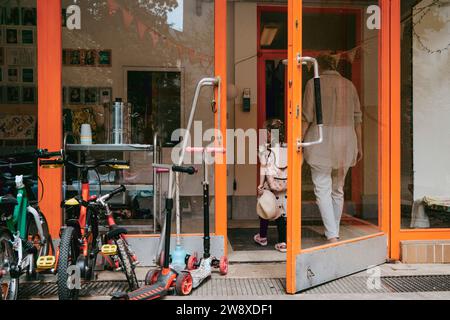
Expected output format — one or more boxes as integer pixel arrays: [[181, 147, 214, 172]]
[[40, 155, 139, 300]]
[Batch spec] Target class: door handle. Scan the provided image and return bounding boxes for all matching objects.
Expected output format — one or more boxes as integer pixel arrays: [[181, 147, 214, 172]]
[[296, 55, 324, 152]]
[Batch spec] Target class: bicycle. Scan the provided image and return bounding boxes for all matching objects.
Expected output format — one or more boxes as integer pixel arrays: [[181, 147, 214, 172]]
[[0, 149, 61, 300], [40, 155, 139, 300]]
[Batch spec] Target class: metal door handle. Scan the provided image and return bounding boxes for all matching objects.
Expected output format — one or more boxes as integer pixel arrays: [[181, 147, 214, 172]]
[[296, 55, 324, 151]]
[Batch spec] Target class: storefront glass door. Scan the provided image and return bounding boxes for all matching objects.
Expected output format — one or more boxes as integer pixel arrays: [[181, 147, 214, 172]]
[[286, 0, 390, 293]]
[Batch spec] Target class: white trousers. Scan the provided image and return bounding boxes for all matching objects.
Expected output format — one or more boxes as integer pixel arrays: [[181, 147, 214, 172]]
[[310, 165, 350, 240]]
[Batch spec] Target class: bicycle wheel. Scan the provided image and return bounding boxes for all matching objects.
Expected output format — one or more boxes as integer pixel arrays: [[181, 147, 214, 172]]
[[57, 226, 80, 300], [0, 231, 19, 300], [115, 238, 139, 291]]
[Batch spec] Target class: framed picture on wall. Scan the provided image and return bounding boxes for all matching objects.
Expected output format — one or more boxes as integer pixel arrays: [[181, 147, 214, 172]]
[[6, 8, 20, 26], [84, 88, 99, 104], [83, 50, 97, 66], [6, 29, 18, 45], [98, 50, 112, 67], [69, 50, 81, 66], [99, 87, 112, 104], [22, 8, 37, 26], [6, 86, 20, 103], [8, 67, 19, 82], [22, 86, 36, 104], [21, 29, 34, 45], [62, 87, 67, 104], [69, 87, 82, 104], [22, 68, 34, 83]]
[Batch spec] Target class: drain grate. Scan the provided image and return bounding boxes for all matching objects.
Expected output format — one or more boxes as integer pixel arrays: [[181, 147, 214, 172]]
[[304, 275, 450, 294], [17, 275, 450, 299]]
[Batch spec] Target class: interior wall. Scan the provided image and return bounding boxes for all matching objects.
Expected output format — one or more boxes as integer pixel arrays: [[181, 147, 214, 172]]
[[233, 2, 258, 198], [412, 0, 450, 199]]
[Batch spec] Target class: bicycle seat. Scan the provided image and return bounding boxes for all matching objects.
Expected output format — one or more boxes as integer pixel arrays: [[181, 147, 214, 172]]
[[106, 226, 128, 240]]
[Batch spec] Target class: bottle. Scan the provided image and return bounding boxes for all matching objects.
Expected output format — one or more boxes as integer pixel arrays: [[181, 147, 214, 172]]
[[112, 98, 124, 144]]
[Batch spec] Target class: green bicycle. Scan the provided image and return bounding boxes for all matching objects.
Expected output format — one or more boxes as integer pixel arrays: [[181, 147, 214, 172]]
[[0, 149, 61, 300]]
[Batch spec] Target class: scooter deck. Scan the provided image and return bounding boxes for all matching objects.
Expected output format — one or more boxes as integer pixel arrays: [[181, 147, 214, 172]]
[[128, 284, 168, 300]]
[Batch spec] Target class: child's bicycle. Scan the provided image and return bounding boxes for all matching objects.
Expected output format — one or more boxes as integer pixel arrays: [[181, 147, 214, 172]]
[[40, 155, 139, 300], [0, 149, 61, 300]]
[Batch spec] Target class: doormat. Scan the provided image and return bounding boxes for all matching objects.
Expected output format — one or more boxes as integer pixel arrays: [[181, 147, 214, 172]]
[[228, 228, 323, 251]]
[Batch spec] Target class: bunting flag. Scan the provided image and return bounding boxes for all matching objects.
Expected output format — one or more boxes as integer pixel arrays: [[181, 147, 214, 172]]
[[149, 31, 159, 46], [121, 8, 134, 29], [347, 49, 358, 64], [137, 21, 148, 40], [107, 0, 120, 15]]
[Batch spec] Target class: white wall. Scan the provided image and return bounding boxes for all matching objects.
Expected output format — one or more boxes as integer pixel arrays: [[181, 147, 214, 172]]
[[413, 0, 450, 199]]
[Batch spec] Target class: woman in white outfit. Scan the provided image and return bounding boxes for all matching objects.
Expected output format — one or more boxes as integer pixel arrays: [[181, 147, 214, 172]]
[[302, 55, 363, 243]]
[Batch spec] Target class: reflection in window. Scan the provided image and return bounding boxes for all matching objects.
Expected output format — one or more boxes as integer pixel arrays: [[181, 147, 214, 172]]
[[401, 0, 450, 229]]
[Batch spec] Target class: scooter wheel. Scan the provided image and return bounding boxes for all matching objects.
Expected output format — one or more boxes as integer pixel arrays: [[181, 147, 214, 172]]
[[219, 256, 229, 276], [187, 255, 198, 271], [145, 269, 160, 285], [175, 272, 193, 296]]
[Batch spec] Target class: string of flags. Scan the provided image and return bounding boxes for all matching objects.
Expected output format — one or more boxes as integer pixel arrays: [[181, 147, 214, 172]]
[[106, 0, 213, 67], [304, 35, 377, 72]]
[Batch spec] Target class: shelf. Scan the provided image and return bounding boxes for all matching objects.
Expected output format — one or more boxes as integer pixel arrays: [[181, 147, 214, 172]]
[[66, 144, 154, 152], [66, 184, 154, 194]]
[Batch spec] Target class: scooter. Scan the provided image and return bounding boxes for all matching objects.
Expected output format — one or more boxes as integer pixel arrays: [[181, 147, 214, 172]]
[[185, 147, 228, 289], [113, 164, 198, 300], [112, 77, 220, 300]]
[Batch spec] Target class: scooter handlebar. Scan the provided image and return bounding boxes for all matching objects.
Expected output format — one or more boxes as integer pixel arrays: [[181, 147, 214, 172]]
[[172, 165, 197, 175]]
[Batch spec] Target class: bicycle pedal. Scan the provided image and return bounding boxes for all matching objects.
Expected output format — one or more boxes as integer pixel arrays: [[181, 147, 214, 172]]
[[37, 256, 56, 270], [101, 244, 118, 256]]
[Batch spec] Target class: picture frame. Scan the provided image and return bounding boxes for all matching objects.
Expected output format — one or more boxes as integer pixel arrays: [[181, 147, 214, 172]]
[[22, 68, 34, 83], [99, 87, 112, 104], [98, 50, 112, 67], [62, 87, 67, 104], [21, 8, 37, 26], [6, 8, 20, 26], [68, 87, 82, 104], [82, 50, 97, 66], [7, 67, 19, 82], [69, 49, 81, 66], [84, 87, 99, 104], [22, 86, 36, 104], [6, 28, 18, 45], [21, 29, 34, 45], [6, 86, 20, 103]]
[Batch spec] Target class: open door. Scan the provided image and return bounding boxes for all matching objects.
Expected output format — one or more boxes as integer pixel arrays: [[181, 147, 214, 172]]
[[286, 0, 390, 293]]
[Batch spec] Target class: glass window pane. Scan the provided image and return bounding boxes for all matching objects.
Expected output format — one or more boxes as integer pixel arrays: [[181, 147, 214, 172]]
[[401, 0, 450, 229], [0, 3, 38, 157], [301, 2, 381, 249], [61, 0, 215, 234]]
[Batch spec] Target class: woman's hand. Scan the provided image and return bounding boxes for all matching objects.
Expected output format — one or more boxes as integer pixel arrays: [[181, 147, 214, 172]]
[[357, 148, 364, 163], [257, 185, 265, 196]]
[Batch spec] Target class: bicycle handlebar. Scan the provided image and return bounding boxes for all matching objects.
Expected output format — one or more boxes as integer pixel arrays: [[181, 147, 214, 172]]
[[101, 185, 127, 202], [40, 159, 129, 170]]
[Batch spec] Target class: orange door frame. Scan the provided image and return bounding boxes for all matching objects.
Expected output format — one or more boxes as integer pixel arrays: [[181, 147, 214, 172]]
[[36, 1, 227, 245], [37, 0, 63, 238]]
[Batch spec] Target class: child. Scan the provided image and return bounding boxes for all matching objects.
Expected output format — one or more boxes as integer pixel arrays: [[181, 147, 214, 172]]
[[254, 119, 288, 253]]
